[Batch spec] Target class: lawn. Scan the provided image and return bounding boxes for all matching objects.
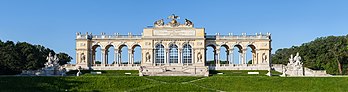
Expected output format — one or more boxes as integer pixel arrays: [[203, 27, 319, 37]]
[[0, 70, 347, 92]]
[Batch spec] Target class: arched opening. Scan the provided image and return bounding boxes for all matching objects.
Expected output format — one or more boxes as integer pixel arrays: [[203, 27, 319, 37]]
[[206, 45, 216, 66], [92, 45, 102, 65], [169, 44, 178, 63], [132, 45, 142, 64], [246, 45, 256, 64], [233, 45, 243, 64], [182, 43, 192, 65], [220, 45, 229, 64], [119, 45, 129, 64], [155, 44, 165, 65], [106, 45, 115, 65]]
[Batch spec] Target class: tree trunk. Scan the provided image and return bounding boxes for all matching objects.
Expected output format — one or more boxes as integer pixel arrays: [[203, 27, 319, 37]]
[[337, 59, 343, 75]]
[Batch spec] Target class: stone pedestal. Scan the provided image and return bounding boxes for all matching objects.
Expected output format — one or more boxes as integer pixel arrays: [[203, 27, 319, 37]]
[[284, 66, 304, 76]]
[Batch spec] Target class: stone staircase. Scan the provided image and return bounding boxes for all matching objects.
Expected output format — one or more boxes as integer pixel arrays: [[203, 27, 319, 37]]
[[139, 66, 209, 76], [155, 70, 193, 76]]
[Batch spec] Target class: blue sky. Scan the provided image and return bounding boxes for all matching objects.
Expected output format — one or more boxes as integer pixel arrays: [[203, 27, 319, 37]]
[[1, 0, 348, 63]]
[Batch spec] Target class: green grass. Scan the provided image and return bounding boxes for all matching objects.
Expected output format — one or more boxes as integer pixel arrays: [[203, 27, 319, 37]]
[[0, 70, 347, 92], [194, 76, 348, 92]]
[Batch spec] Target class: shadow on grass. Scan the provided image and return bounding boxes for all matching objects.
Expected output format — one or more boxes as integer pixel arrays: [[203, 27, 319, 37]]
[[0, 76, 85, 92], [66, 70, 139, 76], [209, 70, 282, 77]]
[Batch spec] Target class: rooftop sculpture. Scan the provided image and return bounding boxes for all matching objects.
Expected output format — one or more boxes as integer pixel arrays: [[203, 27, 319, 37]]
[[154, 14, 194, 27]]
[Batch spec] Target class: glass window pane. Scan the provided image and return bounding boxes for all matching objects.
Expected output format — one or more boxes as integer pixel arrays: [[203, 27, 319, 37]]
[[182, 44, 192, 64]]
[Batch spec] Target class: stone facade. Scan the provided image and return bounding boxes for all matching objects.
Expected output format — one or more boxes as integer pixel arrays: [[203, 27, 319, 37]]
[[71, 15, 272, 76]]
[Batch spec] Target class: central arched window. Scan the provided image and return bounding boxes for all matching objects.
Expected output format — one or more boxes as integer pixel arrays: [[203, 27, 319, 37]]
[[155, 44, 165, 64], [182, 44, 192, 64], [169, 44, 178, 63]]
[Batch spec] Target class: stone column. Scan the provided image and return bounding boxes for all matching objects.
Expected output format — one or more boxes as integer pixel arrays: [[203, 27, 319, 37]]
[[229, 49, 234, 64], [256, 52, 259, 64], [252, 52, 256, 64], [89, 51, 93, 66], [192, 49, 195, 64], [119, 50, 122, 65], [216, 49, 220, 65], [213, 50, 217, 65], [243, 49, 247, 64], [131, 50, 134, 64], [178, 48, 182, 64], [238, 50, 242, 64], [128, 49, 132, 65], [114, 49, 119, 65], [105, 51, 108, 65], [226, 50, 229, 64], [92, 50, 96, 65], [101, 49, 106, 66], [153, 49, 156, 66], [165, 49, 169, 65]]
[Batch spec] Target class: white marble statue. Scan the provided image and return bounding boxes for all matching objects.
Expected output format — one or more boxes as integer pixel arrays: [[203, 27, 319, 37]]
[[288, 54, 294, 66], [45, 52, 59, 68], [294, 52, 302, 67]]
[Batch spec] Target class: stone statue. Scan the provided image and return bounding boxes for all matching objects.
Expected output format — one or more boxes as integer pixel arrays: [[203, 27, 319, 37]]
[[288, 54, 294, 65], [168, 14, 180, 20], [146, 52, 151, 62], [262, 53, 267, 63], [45, 52, 53, 67], [154, 19, 164, 26], [294, 52, 302, 67], [81, 53, 86, 63], [53, 54, 59, 65], [167, 14, 180, 26], [184, 19, 193, 26], [45, 52, 59, 68], [197, 52, 202, 62]]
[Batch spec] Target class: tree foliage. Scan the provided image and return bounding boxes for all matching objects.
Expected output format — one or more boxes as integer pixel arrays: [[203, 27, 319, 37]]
[[0, 40, 72, 75], [272, 35, 348, 75]]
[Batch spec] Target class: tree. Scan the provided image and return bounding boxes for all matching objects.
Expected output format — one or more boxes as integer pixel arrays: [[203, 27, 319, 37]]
[[56, 53, 73, 65], [0, 40, 72, 75], [247, 60, 252, 64], [95, 61, 101, 64]]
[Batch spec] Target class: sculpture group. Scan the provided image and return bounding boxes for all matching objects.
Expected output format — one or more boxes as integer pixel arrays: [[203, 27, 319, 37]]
[[21, 52, 67, 76], [154, 14, 194, 27], [281, 52, 304, 76], [279, 52, 330, 77]]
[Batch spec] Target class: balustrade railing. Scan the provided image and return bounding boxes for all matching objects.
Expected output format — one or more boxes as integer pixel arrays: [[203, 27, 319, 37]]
[[90, 64, 140, 67], [206, 34, 270, 39], [76, 34, 142, 39]]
